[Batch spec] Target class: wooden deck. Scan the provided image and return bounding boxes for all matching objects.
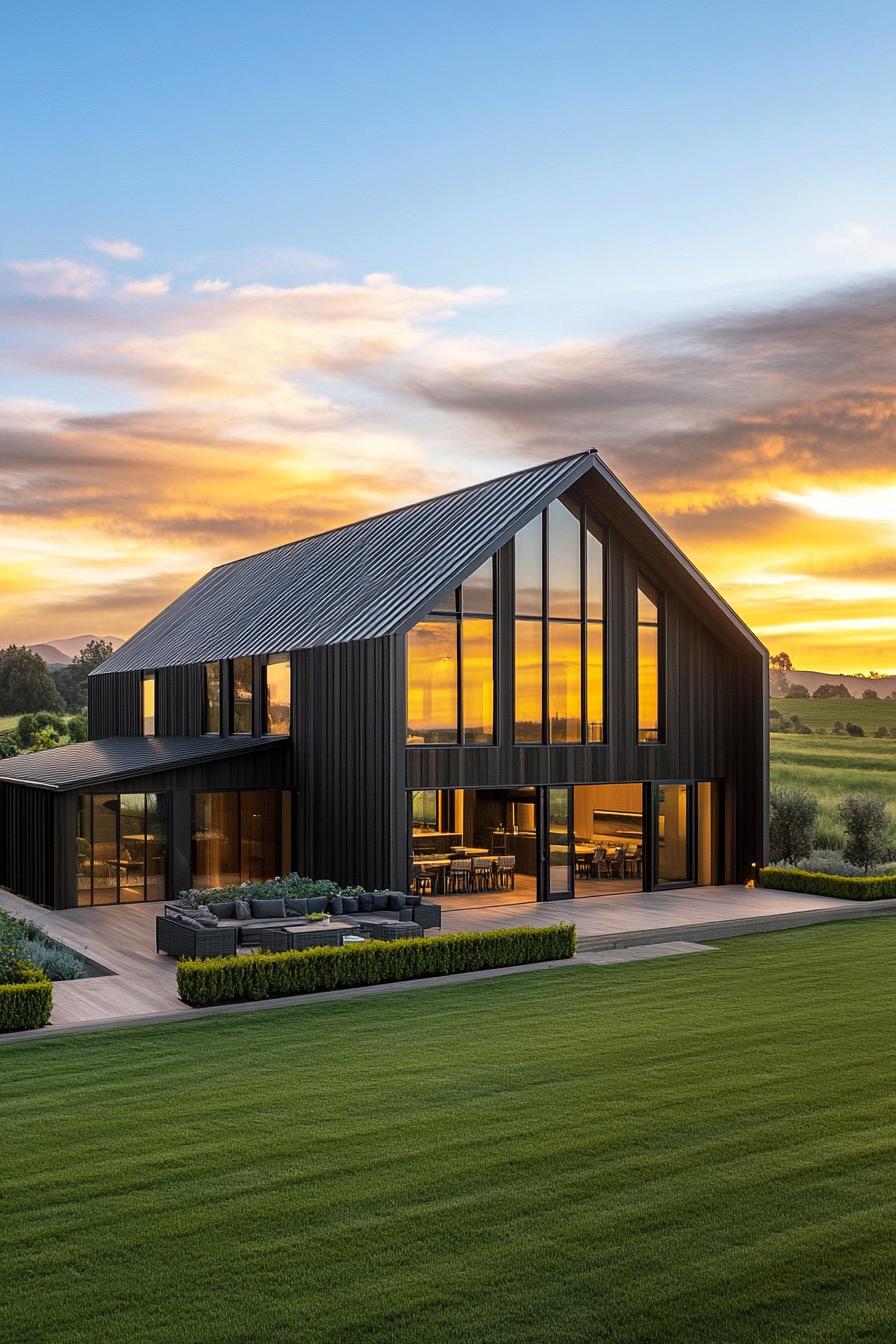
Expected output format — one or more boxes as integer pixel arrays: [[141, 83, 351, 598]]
[[2, 884, 895, 1032]]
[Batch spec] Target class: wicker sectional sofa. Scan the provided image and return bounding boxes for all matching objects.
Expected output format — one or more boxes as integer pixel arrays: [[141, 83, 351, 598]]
[[159, 889, 441, 953]]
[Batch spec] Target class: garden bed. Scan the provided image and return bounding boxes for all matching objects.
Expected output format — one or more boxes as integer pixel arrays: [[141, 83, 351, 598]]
[[760, 867, 896, 900]]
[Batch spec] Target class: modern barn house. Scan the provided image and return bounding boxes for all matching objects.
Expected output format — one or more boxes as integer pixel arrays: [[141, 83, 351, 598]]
[[0, 450, 768, 910]]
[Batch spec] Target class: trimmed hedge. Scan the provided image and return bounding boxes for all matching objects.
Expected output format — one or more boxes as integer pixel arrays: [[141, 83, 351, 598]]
[[760, 867, 896, 901], [177, 925, 576, 1008], [0, 963, 53, 1033]]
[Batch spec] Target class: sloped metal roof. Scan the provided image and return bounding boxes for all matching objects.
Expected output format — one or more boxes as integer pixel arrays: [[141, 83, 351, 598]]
[[94, 451, 596, 674], [0, 735, 287, 791], [94, 448, 765, 675]]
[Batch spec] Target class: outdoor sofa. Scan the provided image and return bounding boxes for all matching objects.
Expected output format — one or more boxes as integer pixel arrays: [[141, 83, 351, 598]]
[[159, 890, 441, 953]]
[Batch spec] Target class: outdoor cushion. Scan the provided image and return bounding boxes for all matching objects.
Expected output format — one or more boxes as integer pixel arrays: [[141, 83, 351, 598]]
[[234, 898, 252, 921], [194, 911, 219, 927], [340, 895, 358, 913], [386, 892, 405, 910], [329, 895, 344, 915], [357, 892, 374, 912], [307, 896, 328, 913], [208, 900, 236, 919], [251, 898, 287, 918], [176, 914, 204, 930], [403, 893, 421, 907], [372, 893, 389, 911], [285, 898, 309, 916]]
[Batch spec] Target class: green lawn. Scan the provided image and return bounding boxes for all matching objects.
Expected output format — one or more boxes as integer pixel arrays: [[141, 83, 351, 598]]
[[771, 695, 896, 733], [0, 713, 18, 734], [4, 921, 896, 1343]]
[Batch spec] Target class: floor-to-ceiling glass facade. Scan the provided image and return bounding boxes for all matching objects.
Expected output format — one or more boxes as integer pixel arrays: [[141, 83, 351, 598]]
[[191, 789, 291, 889], [76, 792, 168, 905]]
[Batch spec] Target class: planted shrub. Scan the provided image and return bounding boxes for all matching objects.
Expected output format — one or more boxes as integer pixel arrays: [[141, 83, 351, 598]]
[[769, 786, 819, 864], [20, 937, 87, 981], [0, 963, 52, 1032], [177, 925, 577, 1008], [759, 867, 896, 901]]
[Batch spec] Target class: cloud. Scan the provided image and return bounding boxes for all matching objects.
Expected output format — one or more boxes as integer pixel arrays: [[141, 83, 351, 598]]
[[0, 257, 893, 667], [120, 274, 171, 297], [813, 223, 896, 267], [86, 237, 144, 260], [6, 257, 104, 298]]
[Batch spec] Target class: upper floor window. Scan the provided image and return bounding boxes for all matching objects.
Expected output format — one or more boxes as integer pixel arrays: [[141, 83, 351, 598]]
[[407, 559, 495, 745], [265, 653, 291, 736], [141, 672, 156, 736], [232, 657, 253, 734], [637, 576, 662, 743], [204, 662, 221, 734], [514, 502, 604, 744]]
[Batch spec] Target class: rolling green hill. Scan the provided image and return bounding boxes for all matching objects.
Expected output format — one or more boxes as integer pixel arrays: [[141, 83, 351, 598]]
[[771, 695, 896, 734]]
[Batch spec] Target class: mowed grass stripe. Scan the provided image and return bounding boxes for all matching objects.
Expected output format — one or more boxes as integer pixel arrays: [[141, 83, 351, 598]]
[[3, 921, 896, 1343]]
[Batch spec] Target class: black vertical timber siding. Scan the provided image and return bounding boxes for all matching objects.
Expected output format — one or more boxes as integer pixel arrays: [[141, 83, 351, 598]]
[[0, 783, 56, 904], [88, 670, 141, 738], [156, 664, 204, 735], [297, 637, 399, 890]]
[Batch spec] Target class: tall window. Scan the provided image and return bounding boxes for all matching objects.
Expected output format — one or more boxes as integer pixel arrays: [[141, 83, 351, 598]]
[[204, 662, 221, 734], [76, 792, 167, 906], [514, 502, 605, 743], [637, 576, 661, 743], [141, 672, 156, 735], [191, 789, 291, 888], [232, 657, 253, 734], [406, 560, 494, 744], [265, 653, 291, 735]]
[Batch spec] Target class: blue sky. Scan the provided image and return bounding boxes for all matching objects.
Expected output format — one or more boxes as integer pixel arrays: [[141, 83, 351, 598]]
[[2, 1, 896, 667], [5, 1, 896, 337]]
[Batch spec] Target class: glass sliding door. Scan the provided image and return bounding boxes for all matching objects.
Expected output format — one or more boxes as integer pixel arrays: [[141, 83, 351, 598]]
[[546, 787, 573, 898], [75, 792, 168, 905], [656, 783, 693, 887], [191, 789, 292, 889]]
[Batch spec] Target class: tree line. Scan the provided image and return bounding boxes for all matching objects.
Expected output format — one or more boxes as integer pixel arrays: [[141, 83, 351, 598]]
[[0, 640, 113, 716]]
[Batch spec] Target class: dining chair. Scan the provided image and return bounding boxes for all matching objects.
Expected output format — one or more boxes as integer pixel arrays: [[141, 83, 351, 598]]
[[472, 857, 493, 891], [448, 858, 473, 893], [496, 855, 516, 890]]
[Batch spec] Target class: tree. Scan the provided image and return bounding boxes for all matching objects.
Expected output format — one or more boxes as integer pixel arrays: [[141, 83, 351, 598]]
[[0, 645, 63, 715], [31, 725, 64, 751], [52, 639, 114, 712], [785, 683, 809, 698], [846, 722, 864, 737], [832, 720, 846, 735], [17, 711, 67, 748], [770, 652, 793, 671], [837, 794, 891, 873], [862, 688, 879, 700], [67, 708, 88, 743], [875, 724, 889, 739], [813, 683, 852, 700], [769, 786, 818, 864]]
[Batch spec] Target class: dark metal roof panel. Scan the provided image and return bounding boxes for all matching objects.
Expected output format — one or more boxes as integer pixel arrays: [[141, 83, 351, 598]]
[[0, 735, 287, 791], [95, 451, 595, 673]]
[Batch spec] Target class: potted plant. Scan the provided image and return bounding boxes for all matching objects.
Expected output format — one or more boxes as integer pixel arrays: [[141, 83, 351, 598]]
[[305, 910, 331, 923]]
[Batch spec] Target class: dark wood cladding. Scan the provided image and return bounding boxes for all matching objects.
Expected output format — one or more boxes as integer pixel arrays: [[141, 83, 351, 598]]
[[88, 670, 141, 738], [0, 784, 56, 904], [156, 664, 204, 735], [297, 637, 398, 890]]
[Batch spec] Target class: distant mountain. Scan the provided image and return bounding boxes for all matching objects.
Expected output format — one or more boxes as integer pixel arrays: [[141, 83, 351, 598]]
[[27, 642, 70, 666], [27, 635, 124, 667], [789, 668, 896, 698]]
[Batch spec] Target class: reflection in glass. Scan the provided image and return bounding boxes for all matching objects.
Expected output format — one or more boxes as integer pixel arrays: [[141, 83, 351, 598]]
[[266, 654, 291, 735], [463, 559, 493, 616], [548, 787, 572, 894], [586, 621, 604, 743], [514, 619, 542, 742], [407, 620, 458, 743], [411, 790, 438, 830], [548, 500, 581, 618], [697, 780, 719, 885], [462, 618, 494, 744], [637, 622, 659, 742], [192, 790, 290, 888], [515, 515, 543, 616], [232, 657, 253, 734], [75, 792, 167, 904], [586, 525, 603, 621], [204, 662, 221, 734], [142, 673, 155, 736], [548, 621, 582, 742], [657, 784, 691, 885]]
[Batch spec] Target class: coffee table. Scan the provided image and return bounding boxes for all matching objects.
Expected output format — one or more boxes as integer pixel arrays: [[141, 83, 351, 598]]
[[259, 921, 356, 952]]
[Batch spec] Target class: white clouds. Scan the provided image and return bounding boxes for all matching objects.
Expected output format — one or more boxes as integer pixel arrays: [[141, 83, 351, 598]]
[[87, 237, 144, 259], [120, 274, 171, 297], [813, 223, 896, 267], [193, 278, 231, 293], [6, 257, 104, 298]]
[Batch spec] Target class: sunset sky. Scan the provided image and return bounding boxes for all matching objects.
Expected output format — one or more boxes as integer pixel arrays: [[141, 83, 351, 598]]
[[2, 3, 895, 671]]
